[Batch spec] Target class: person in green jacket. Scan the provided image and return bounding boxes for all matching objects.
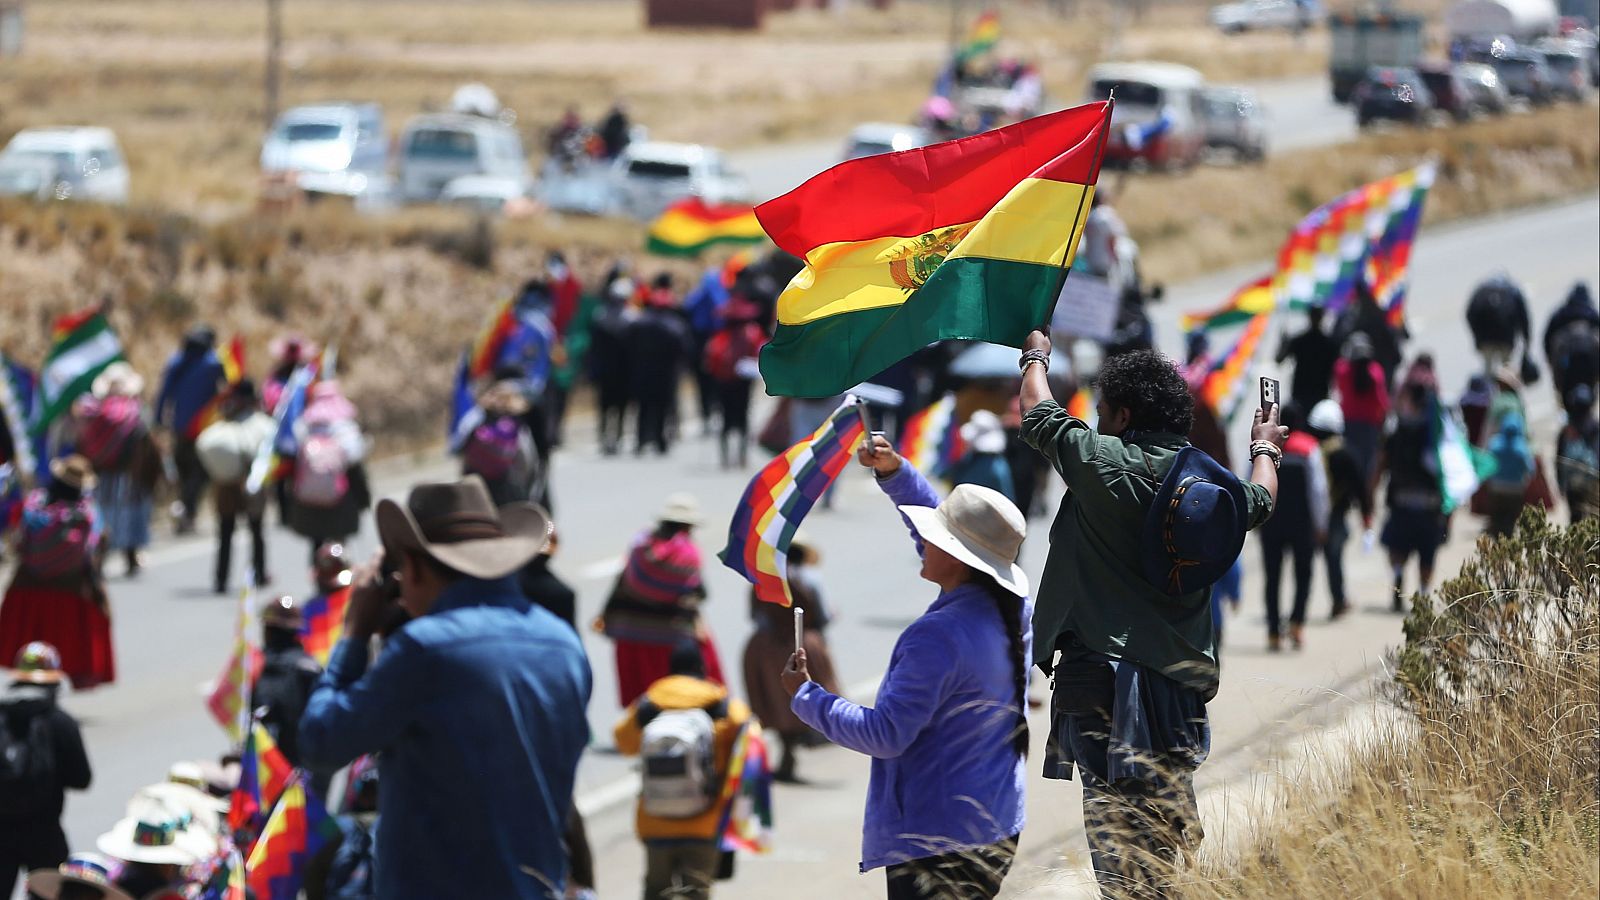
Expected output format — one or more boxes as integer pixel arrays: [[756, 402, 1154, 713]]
[[1017, 331, 1284, 897]]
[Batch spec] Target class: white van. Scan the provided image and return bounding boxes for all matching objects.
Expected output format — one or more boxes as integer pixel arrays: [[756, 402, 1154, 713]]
[[261, 103, 388, 199], [611, 141, 750, 220], [0, 127, 130, 204], [1086, 62, 1208, 171], [397, 113, 530, 204]]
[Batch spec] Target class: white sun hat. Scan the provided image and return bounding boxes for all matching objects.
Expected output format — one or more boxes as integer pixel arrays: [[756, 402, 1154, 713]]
[[899, 484, 1029, 597]]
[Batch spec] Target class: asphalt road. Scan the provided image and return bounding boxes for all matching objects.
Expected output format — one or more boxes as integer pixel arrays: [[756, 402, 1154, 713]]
[[729, 76, 1355, 202], [41, 194, 1598, 885]]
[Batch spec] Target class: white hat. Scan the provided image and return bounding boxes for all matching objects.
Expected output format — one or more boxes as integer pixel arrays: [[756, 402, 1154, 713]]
[[96, 802, 217, 866], [128, 780, 227, 838], [899, 484, 1029, 597], [1308, 399, 1344, 435], [91, 361, 145, 399], [960, 409, 1008, 455], [658, 493, 702, 526]]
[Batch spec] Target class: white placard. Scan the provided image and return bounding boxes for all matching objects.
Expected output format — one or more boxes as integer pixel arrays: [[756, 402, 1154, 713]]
[[1051, 273, 1119, 343]]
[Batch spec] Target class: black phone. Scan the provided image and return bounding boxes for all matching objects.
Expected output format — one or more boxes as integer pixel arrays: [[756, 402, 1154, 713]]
[[1260, 376, 1280, 412]]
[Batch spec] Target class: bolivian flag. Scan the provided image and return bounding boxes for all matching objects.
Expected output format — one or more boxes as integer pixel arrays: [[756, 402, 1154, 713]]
[[958, 9, 1001, 61], [647, 197, 766, 257], [755, 101, 1112, 398]]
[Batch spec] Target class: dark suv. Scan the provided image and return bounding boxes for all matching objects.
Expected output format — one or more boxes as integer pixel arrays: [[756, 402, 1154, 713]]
[[1354, 67, 1435, 127]]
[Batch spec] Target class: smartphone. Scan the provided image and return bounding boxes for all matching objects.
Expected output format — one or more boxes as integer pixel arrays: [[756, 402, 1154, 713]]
[[1259, 376, 1280, 412]]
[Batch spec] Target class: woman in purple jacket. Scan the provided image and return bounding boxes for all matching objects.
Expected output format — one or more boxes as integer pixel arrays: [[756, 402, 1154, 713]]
[[783, 434, 1032, 899]]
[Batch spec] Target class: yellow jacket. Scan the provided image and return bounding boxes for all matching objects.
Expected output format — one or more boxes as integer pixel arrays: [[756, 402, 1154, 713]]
[[614, 675, 751, 842]]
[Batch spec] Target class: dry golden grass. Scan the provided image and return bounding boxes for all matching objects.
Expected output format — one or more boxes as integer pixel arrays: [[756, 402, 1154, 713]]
[[1177, 512, 1600, 900], [1122, 102, 1600, 285]]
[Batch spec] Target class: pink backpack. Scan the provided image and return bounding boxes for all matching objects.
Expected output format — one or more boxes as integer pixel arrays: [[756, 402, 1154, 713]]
[[79, 395, 144, 471], [21, 498, 94, 580], [463, 416, 521, 482], [294, 430, 352, 508]]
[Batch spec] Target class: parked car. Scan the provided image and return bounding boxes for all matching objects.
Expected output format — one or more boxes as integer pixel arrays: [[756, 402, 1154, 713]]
[[1492, 49, 1558, 103], [1535, 39, 1595, 99], [0, 127, 129, 204], [397, 113, 530, 204], [261, 103, 388, 199], [1087, 62, 1208, 171], [1353, 67, 1436, 127], [1454, 62, 1515, 114], [1418, 62, 1480, 120], [843, 123, 930, 161], [1211, 0, 1322, 34], [440, 174, 531, 214], [0, 155, 57, 201], [611, 141, 750, 221], [1197, 86, 1268, 160]]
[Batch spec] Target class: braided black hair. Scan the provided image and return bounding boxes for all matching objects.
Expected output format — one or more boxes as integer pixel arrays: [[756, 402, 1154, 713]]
[[975, 575, 1030, 759]]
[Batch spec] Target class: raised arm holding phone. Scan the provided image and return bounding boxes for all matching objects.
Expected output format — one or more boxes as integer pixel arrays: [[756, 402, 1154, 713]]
[[780, 433, 1032, 899], [1015, 328, 1282, 898]]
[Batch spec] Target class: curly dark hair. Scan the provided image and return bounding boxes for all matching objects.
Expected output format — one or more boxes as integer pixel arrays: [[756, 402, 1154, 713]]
[[1096, 349, 1194, 436]]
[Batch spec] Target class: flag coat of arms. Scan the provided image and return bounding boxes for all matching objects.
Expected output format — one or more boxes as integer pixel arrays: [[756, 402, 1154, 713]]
[[719, 397, 866, 606], [755, 102, 1112, 398]]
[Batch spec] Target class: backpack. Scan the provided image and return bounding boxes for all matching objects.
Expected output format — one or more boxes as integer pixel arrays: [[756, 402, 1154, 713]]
[[0, 697, 58, 818], [294, 429, 351, 508], [639, 702, 723, 819], [21, 502, 93, 580], [1488, 418, 1534, 491], [196, 420, 257, 483], [325, 816, 377, 899], [1557, 423, 1599, 502], [704, 333, 737, 383], [1466, 281, 1520, 341], [79, 395, 145, 471], [1552, 320, 1600, 389], [462, 415, 521, 482]]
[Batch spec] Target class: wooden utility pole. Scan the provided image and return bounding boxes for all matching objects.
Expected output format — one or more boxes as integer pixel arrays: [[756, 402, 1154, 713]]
[[265, 0, 282, 126]]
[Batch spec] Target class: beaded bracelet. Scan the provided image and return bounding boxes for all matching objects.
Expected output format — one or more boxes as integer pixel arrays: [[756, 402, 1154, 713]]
[[1019, 349, 1050, 374]]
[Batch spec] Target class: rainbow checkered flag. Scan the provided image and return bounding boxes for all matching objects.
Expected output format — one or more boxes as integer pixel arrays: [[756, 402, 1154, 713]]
[[898, 394, 966, 481], [206, 587, 263, 744], [298, 586, 350, 666], [229, 722, 294, 846], [246, 773, 342, 900], [719, 396, 866, 606]]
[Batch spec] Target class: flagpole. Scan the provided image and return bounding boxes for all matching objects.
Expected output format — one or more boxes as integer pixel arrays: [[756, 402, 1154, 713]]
[[1041, 91, 1116, 333]]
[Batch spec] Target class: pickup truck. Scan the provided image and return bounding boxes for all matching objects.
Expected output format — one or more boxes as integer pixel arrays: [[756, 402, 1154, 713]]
[[1329, 11, 1426, 103]]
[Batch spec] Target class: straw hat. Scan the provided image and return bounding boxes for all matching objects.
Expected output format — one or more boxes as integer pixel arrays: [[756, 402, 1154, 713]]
[[26, 853, 134, 900], [49, 455, 96, 491], [376, 476, 552, 580], [11, 641, 64, 685], [899, 485, 1028, 597], [97, 804, 217, 866], [91, 361, 145, 399], [127, 780, 227, 838], [658, 493, 702, 527]]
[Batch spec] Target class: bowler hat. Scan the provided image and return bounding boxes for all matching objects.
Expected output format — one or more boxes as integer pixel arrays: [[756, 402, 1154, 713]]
[[1141, 447, 1248, 596]]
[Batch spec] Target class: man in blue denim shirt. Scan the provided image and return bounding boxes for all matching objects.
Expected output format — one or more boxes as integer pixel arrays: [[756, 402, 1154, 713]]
[[299, 477, 591, 899]]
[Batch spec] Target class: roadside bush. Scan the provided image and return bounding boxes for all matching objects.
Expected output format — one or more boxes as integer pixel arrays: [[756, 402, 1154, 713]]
[[1179, 511, 1600, 899]]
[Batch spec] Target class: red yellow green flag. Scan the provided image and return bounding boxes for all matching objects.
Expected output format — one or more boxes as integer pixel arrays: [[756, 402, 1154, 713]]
[[647, 198, 766, 257], [958, 10, 1001, 61], [755, 101, 1112, 398]]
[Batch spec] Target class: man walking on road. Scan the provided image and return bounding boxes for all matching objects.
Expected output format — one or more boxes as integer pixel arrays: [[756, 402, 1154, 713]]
[[614, 641, 749, 900], [0, 643, 92, 899], [1017, 334, 1283, 897], [155, 324, 228, 533], [1275, 303, 1339, 411], [298, 477, 591, 899]]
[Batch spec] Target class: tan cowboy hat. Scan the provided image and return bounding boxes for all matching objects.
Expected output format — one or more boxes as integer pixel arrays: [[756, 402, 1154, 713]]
[[50, 455, 96, 491], [479, 380, 531, 417], [376, 476, 552, 580], [658, 493, 702, 527], [91, 361, 145, 399], [96, 803, 217, 866], [899, 484, 1029, 597]]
